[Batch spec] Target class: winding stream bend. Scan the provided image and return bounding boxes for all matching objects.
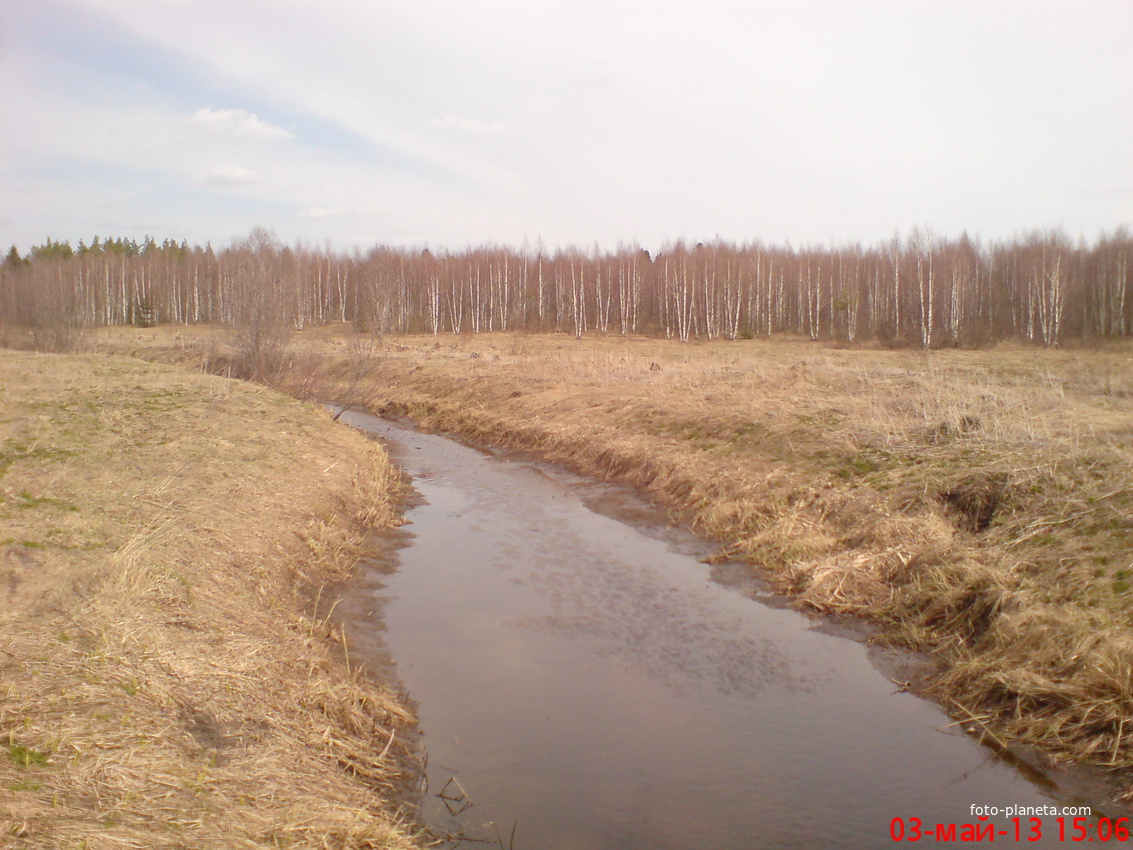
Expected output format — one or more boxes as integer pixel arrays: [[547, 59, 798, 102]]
[[337, 410, 1106, 849]]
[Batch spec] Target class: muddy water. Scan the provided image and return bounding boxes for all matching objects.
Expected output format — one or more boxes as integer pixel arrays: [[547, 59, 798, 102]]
[[337, 410, 1105, 849]]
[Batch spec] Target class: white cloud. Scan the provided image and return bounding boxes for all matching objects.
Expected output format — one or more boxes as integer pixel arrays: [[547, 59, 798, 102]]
[[427, 116, 506, 136], [6, 1, 1131, 251], [297, 205, 388, 220], [198, 166, 259, 186], [190, 107, 294, 140], [297, 206, 346, 219]]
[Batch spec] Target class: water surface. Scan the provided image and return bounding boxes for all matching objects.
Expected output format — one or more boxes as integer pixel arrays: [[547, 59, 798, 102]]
[[337, 410, 1106, 849]]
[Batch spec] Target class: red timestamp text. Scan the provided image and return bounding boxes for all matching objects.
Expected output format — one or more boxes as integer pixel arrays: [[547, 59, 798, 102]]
[[890, 815, 1132, 843]]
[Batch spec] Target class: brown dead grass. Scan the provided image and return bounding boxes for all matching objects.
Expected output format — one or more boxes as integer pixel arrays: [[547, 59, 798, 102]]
[[0, 350, 423, 848], [98, 326, 1133, 795]]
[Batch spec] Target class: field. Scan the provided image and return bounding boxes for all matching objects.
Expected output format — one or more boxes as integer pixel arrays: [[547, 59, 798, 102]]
[[89, 324, 1133, 794], [250, 328, 1133, 790], [0, 350, 422, 848]]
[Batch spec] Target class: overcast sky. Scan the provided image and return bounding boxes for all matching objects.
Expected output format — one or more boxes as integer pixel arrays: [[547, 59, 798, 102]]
[[1, 0, 1130, 253]]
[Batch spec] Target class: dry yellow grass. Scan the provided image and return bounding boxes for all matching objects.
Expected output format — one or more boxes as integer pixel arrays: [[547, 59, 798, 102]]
[[288, 330, 1133, 789], [0, 350, 423, 848], [97, 326, 1133, 795]]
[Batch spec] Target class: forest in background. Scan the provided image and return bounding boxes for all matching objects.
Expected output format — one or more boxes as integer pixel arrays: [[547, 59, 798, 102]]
[[2, 226, 1130, 349]]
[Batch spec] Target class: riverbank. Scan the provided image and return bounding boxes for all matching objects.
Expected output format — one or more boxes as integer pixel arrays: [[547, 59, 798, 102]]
[[0, 350, 422, 847], [98, 326, 1133, 798]]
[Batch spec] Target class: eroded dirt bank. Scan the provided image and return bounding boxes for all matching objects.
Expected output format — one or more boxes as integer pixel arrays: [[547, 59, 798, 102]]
[[0, 351, 423, 848]]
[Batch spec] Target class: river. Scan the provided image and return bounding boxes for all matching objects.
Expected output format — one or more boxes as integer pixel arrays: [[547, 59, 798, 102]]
[[335, 409, 1116, 849]]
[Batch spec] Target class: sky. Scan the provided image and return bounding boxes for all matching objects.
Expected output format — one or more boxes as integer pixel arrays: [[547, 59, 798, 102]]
[[1, 0, 1130, 254]]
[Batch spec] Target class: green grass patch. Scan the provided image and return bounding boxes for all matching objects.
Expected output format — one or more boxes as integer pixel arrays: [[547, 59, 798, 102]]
[[0, 443, 75, 478], [8, 744, 49, 769], [15, 490, 80, 512]]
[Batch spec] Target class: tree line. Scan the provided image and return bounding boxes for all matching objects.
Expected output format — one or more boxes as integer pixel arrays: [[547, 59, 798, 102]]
[[2, 226, 1130, 348]]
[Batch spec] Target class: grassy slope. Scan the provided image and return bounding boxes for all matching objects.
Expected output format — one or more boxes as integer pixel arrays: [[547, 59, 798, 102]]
[[292, 330, 1133, 790], [0, 350, 421, 848]]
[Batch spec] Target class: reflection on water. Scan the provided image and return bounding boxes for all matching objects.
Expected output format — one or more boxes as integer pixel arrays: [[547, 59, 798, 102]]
[[336, 410, 1101, 849]]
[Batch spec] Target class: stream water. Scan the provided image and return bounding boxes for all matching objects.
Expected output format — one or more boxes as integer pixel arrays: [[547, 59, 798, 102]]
[[335, 410, 1116, 849]]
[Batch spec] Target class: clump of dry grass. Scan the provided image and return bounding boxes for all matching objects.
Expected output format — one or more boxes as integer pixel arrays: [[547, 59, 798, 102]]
[[0, 350, 423, 848]]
